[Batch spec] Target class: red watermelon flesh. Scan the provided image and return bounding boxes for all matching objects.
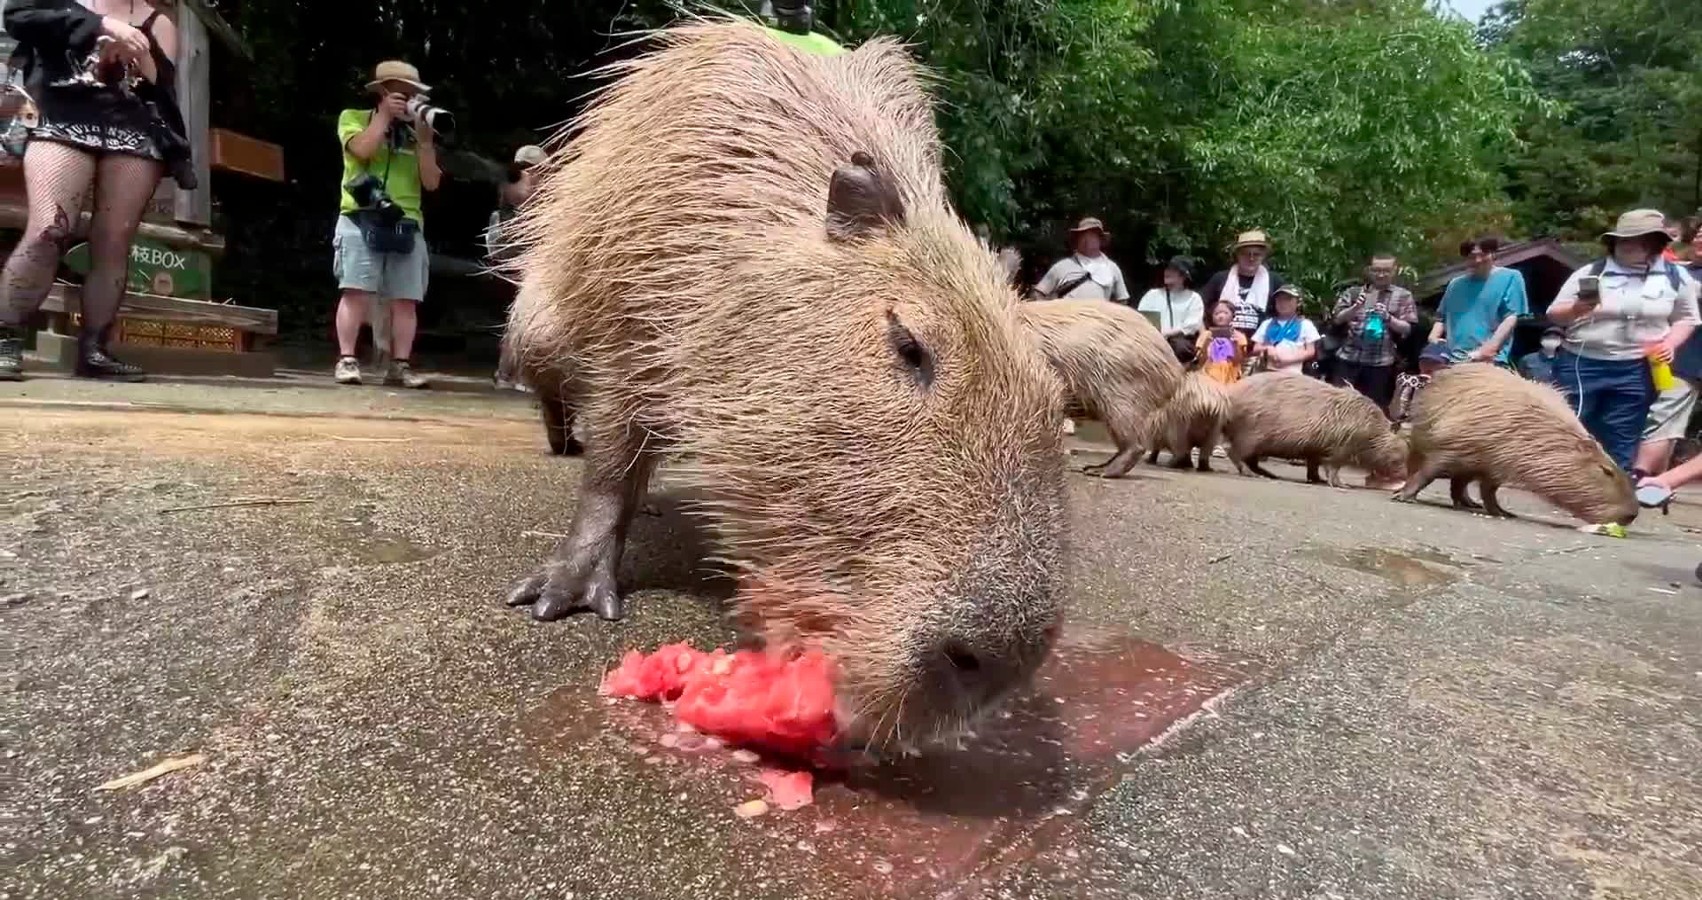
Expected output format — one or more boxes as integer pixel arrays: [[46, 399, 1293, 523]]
[[601, 642, 840, 758]]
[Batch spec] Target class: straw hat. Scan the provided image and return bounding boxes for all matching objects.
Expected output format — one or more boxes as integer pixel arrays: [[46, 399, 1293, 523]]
[[1231, 229, 1271, 252], [366, 60, 430, 94], [1600, 209, 1669, 242], [1069, 217, 1109, 236]]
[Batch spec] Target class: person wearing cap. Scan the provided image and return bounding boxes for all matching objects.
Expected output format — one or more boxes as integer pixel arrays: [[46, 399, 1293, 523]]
[[1199, 230, 1287, 338], [759, 0, 845, 55], [1515, 325, 1565, 386], [1426, 234, 1528, 367], [1136, 257, 1205, 362], [1250, 284, 1320, 374], [330, 60, 444, 390], [1033, 218, 1130, 303], [1547, 208, 1700, 473], [485, 144, 547, 267], [1329, 254, 1418, 412]]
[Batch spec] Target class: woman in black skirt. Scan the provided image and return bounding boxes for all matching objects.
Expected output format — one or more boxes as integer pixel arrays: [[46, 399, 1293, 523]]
[[0, 0, 193, 381]]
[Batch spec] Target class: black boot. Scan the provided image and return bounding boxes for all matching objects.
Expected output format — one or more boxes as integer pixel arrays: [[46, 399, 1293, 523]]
[[74, 327, 145, 382], [0, 324, 22, 381]]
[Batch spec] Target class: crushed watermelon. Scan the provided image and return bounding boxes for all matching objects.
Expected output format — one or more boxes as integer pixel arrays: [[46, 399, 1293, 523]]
[[600, 642, 840, 758]]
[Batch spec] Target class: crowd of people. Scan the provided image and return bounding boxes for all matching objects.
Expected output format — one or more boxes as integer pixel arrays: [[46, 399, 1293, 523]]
[[1023, 212, 1702, 504]]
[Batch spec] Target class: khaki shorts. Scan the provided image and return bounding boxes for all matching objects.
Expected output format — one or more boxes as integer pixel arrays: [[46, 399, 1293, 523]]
[[1643, 378, 1699, 442]]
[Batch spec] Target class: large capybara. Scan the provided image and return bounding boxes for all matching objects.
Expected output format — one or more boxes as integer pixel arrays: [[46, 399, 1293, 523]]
[[498, 21, 1067, 750], [1222, 373, 1407, 486], [1145, 371, 1231, 471], [1393, 362, 1637, 524], [1017, 299, 1184, 478]]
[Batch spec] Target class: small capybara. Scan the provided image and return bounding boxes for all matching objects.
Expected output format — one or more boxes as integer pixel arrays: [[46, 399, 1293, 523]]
[[1223, 373, 1407, 486], [497, 294, 582, 457], [1394, 362, 1637, 524], [1018, 299, 1184, 478], [1145, 371, 1231, 471], [498, 21, 1066, 751]]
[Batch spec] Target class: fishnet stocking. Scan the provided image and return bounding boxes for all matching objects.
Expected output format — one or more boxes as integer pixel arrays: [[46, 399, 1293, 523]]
[[84, 153, 165, 334], [0, 141, 95, 326]]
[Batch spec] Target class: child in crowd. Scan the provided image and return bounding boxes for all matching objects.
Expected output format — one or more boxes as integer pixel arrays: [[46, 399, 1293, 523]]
[[1196, 299, 1249, 387], [1251, 284, 1320, 374]]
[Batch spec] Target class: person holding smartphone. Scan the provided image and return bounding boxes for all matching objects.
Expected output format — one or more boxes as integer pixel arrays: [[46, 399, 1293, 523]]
[[1547, 209, 1700, 473]]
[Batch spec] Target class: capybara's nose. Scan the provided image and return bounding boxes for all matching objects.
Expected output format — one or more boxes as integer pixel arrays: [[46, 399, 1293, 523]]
[[926, 633, 1037, 709]]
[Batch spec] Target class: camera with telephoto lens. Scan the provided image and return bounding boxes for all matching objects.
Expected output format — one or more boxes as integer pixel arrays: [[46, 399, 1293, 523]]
[[344, 173, 404, 227], [402, 94, 455, 141]]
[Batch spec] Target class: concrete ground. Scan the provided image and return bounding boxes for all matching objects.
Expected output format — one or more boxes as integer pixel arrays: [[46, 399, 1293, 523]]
[[3, 373, 1700, 900]]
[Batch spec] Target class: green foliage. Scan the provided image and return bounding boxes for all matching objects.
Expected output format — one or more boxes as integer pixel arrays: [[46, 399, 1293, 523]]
[[1484, 0, 1702, 239]]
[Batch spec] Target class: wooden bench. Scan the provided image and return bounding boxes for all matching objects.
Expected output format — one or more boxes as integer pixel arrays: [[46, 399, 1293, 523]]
[[36, 282, 280, 377]]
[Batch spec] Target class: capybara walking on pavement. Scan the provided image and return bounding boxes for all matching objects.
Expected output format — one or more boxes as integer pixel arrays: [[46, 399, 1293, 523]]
[[497, 21, 1067, 750], [1018, 299, 1184, 478], [1145, 371, 1231, 471], [1394, 363, 1637, 524], [1223, 373, 1407, 487]]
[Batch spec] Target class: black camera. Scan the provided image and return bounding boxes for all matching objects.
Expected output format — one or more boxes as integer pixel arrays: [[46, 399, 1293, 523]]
[[344, 173, 403, 227]]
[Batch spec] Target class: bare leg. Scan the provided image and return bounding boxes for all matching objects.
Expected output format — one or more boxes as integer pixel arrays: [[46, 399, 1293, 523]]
[[1448, 477, 1482, 511], [1393, 459, 1444, 504], [389, 298, 419, 362], [335, 289, 372, 357], [505, 418, 654, 621], [1478, 480, 1515, 519]]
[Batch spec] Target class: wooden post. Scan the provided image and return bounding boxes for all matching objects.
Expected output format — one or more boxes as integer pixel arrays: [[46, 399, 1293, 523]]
[[172, 4, 212, 227]]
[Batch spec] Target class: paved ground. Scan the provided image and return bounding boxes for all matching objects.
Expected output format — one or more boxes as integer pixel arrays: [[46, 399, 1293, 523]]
[[3, 374, 1700, 899]]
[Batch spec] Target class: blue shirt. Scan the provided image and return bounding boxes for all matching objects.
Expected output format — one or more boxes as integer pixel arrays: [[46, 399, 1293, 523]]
[[1438, 266, 1529, 364]]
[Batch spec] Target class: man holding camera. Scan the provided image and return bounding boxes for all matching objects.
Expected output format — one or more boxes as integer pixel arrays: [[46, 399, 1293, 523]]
[[331, 60, 443, 388]]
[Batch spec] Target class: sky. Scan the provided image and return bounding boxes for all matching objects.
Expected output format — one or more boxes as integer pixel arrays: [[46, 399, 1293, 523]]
[[1444, 0, 1497, 23]]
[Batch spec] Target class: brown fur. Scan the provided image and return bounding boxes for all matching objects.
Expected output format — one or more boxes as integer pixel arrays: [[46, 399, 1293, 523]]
[[1017, 299, 1184, 477], [1223, 373, 1407, 486], [1146, 371, 1231, 471], [500, 20, 1066, 750], [1397, 362, 1637, 524]]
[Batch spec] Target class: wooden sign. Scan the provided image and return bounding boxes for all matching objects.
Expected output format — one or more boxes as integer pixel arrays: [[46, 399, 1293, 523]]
[[62, 237, 213, 300], [210, 128, 286, 182]]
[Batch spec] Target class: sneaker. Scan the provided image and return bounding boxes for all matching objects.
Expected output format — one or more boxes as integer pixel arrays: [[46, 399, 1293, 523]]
[[0, 326, 22, 381], [385, 360, 429, 389], [74, 345, 145, 382], [333, 356, 362, 385]]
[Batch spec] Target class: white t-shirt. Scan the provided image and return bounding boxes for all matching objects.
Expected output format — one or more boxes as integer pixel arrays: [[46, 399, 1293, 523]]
[[1251, 316, 1321, 371], [1035, 254, 1130, 302], [1135, 288, 1205, 335]]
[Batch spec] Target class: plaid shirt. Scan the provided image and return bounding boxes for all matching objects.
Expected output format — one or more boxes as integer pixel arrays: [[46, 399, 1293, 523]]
[[1331, 284, 1418, 367]]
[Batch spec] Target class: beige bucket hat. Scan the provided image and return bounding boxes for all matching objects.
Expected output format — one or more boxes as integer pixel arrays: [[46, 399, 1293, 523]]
[[513, 145, 548, 167], [1069, 216, 1109, 236], [1600, 208, 1669, 242], [366, 60, 430, 94]]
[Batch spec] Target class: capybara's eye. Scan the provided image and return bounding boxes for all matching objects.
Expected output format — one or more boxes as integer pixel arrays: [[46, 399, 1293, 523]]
[[886, 311, 934, 389]]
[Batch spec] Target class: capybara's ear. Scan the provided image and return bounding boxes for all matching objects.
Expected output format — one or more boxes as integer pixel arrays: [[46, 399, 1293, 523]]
[[826, 151, 906, 242]]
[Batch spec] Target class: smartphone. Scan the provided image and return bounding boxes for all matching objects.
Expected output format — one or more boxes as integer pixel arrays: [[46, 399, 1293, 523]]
[[1578, 275, 1600, 299]]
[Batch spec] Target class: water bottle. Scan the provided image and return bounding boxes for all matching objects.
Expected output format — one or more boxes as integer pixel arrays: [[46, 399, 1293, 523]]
[[1645, 342, 1677, 392], [1363, 311, 1385, 341]]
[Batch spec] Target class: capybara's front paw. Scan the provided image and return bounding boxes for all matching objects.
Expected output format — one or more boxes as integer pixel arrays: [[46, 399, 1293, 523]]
[[504, 566, 625, 622]]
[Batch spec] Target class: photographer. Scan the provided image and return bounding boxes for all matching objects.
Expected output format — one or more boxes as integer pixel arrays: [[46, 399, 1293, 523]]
[[330, 60, 442, 389]]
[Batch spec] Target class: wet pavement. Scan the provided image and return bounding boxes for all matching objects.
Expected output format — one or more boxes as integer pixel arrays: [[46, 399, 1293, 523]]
[[3, 373, 1701, 899]]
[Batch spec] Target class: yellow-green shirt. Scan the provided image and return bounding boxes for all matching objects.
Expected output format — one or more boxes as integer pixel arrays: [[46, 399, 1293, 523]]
[[763, 26, 846, 56], [337, 108, 425, 224]]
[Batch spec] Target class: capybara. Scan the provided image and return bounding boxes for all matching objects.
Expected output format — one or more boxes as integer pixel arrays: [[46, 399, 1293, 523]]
[[497, 293, 582, 457], [1222, 373, 1407, 486], [1145, 371, 1231, 471], [498, 21, 1066, 750], [1017, 299, 1184, 478], [1393, 362, 1637, 524]]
